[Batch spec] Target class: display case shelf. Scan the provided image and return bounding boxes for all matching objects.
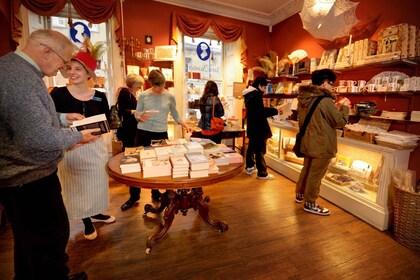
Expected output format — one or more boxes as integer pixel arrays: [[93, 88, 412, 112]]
[[266, 120, 413, 231]]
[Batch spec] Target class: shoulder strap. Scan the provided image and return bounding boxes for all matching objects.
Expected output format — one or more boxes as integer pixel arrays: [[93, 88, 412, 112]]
[[299, 96, 325, 136], [212, 96, 216, 117]]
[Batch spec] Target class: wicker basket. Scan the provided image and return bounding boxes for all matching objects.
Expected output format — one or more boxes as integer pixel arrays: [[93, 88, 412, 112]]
[[393, 185, 420, 250]]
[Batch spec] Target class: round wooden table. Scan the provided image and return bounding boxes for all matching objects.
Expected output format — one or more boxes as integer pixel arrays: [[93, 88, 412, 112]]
[[107, 153, 244, 253]]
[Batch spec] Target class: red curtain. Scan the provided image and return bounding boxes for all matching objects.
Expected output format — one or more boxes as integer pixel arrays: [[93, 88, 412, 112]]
[[171, 12, 247, 68], [11, 0, 122, 52]]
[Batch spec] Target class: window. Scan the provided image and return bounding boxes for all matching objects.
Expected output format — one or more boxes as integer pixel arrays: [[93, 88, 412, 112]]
[[27, 8, 112, 100]]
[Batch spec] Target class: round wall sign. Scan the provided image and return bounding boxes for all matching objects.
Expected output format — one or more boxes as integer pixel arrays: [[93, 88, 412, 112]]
[[70, 22, 91, 43], [196, 42, 211, 61]]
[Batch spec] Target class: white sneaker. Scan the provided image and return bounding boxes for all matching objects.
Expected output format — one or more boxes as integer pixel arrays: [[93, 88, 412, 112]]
[[246, 167, 258, 175], [257, 174, 275, 180], [303, 202, 330, 216]]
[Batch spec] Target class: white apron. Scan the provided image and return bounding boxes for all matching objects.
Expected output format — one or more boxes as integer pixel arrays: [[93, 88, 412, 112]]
[[58, 136, 109, 220]]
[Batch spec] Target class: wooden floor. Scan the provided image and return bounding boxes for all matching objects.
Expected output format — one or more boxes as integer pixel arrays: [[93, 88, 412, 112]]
[[1, 168, 419, 280]]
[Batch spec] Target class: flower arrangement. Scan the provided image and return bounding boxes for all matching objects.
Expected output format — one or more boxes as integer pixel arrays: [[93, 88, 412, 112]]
[[252, 50, 278, 78]]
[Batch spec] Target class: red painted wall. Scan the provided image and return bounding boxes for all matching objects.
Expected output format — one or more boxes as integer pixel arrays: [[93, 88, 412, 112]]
[[122, 0, 270, 70], [270, 0, 419, 179], [271, 0, 420, 59]]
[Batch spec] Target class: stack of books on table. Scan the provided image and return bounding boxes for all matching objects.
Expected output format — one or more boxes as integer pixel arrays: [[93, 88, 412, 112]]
[[190, 138, 221, 155], [154, 146, 173, 160], [184, 141, 204, 154], [169, 155, 190, 178], [169, 144, 188, 156], [224, 152, 243, 164], [185, 152, 209, 178], [120, 154, 141, 174], [208, 152, 229, 166], [142, 158, 171, 178]]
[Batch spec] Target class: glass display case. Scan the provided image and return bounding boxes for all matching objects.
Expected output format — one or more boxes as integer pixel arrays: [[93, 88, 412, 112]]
[[266, 120, 412, 231]]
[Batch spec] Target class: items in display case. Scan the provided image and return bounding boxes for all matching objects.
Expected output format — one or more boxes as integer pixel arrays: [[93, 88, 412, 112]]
[[325, 173, 355, 185]]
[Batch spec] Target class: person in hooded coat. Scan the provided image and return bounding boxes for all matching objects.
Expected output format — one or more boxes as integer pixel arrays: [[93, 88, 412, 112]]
[[243, 77, 278, 179], [295, 69, 350, 216]]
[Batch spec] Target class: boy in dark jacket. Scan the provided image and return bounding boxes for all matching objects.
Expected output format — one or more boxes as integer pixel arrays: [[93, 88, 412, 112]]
[[243, 77, 278, 179]]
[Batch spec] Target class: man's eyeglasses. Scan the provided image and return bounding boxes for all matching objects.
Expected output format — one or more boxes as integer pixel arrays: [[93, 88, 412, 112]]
[[40, 43, 68, 66]]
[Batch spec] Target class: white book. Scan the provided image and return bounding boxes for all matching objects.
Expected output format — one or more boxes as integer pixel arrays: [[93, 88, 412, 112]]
[[139, 148, 157, 160], [208, 152, 229, 166], [142, 158, 171, 178], [189, 169, 209, 178], [169, 144, 188, 155], [184, 142, 204, 153], [120, 155, 141, 174], [70, 113, 110, 135], [172, 172, 189, 178], [224, 152, 243, 164], [185, 152, 209, 170], [169, 155, 190, 168], [154, 146, 173, 160]]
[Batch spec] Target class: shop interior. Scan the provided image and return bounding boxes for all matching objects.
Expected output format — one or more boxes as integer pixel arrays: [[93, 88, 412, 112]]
[[1, 0, 419, 279]]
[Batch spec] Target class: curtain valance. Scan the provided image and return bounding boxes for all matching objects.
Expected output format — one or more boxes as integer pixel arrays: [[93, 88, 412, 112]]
[[171, 12, 247, 68], [11, 0, 122, 52]]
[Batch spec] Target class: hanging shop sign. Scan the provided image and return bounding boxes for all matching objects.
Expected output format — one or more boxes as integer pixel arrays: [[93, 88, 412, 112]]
[[70, 22, 91, 43], [196, 42, 211, 61]]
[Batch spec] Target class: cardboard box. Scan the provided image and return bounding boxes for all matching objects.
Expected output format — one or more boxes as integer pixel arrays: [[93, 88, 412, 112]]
[[377, 23, 410, 58]]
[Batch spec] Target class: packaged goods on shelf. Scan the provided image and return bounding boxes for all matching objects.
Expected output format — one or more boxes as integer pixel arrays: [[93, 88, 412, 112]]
[[375, 130, 419, 150], [344, 118, 390, 143], [377, 23, 409, 58], [325, 173, 355, 185], [317, 49, 338, 70]]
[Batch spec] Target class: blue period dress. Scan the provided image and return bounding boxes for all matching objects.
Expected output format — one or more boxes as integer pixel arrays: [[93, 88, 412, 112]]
[[51, 87, 110, 219]]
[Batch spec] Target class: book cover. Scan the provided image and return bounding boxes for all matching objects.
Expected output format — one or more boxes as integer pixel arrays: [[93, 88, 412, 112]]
[[124, 146, 144, 156], [140, 148, 157, 160], [169, 155, 189, 168], [70, 113, 110, 135], [184, 142, 204, 153], [208, 152, 229, 166], [154, 146, 173, 160], [120, 155, 141, 174], [169, 144, 188, 155], [185, 152, 209, 170]]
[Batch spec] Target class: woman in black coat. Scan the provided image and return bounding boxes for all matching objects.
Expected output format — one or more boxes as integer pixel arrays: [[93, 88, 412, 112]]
[[243, 77, 278, 179]]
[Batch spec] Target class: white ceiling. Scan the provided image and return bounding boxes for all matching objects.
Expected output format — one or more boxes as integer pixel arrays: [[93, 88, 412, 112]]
[[153, 0, 304, 27]]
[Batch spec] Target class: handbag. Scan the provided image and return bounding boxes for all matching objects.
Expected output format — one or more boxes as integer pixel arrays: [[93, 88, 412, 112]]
[[293, 96, 325, 157], [210, 96, 225, 131], [109, 104, 122, 129]]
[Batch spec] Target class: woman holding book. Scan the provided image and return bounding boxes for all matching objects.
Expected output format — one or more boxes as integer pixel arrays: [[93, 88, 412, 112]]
[[198, 80, 225, 144], [51, 51, 115, 240], [116, 74, 144, 148], [120, 69, 192, 210]]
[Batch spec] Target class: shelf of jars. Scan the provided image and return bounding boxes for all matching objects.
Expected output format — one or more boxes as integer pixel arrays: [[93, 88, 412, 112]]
[[265, 120, 413, 230]]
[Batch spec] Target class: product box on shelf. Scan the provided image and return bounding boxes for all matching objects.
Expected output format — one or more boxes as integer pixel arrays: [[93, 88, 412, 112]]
[[343, 119, 391, 144]]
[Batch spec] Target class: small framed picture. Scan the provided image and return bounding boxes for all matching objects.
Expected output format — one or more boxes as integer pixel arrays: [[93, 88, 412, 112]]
[[145, 35, 153, 45]]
